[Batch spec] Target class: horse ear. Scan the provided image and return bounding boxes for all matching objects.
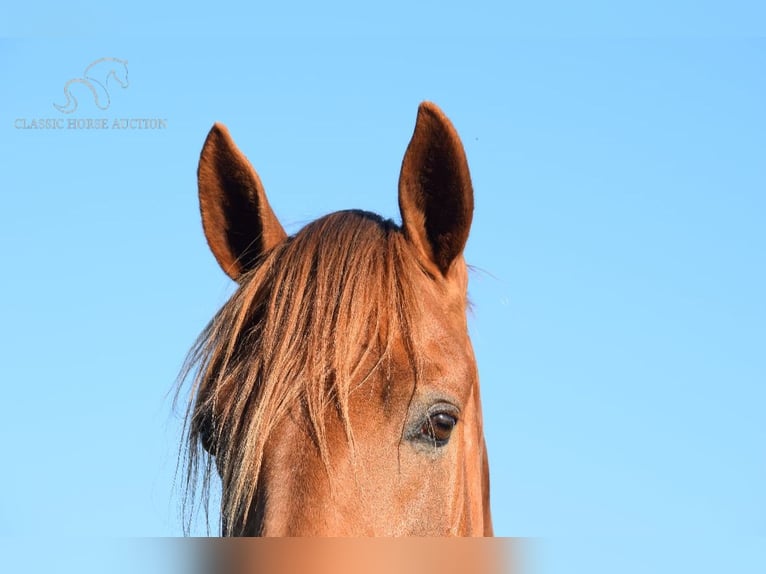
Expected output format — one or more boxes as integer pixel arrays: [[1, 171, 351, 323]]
[[197, 123, 287, 281], [398, 102, 474, 278]]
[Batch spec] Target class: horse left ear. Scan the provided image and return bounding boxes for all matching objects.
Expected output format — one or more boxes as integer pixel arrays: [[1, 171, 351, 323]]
[[197, 123, 287, 281], [398, 102, 474, 278]]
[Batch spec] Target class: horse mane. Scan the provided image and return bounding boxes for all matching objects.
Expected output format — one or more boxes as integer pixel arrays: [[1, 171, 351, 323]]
[[178, 210, 429, 534]]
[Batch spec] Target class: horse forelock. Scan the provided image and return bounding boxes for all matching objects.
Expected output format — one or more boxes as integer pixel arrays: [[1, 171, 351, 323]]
[[179, 209, 438, 534]]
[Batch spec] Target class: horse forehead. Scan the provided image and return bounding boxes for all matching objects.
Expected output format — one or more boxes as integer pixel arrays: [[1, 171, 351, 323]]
[[421, 316, 474, 392], [416, 262, 471, 337], [406, 278, 475, 398]]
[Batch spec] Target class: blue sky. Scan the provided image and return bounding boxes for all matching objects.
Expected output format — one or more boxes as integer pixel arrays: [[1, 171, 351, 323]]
[[1, 2, 765, 572]]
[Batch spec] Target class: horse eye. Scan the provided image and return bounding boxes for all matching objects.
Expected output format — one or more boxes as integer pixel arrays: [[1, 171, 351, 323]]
[[421, 412, 458, 446]]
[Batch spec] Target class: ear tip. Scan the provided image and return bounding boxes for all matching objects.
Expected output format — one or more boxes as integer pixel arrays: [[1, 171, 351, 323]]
[[201, 123, 235, 163], [206, 122, 229, 140], [418, 100, 442, 114], [416, 102, 463, 141], [417, 101, 446, 123]]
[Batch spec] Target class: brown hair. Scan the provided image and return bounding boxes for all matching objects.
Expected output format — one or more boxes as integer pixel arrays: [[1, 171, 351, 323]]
[[179, 210, 428, 534]]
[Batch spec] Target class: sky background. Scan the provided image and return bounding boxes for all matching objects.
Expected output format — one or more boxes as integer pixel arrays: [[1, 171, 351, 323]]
[[1, 2, 765, 572]]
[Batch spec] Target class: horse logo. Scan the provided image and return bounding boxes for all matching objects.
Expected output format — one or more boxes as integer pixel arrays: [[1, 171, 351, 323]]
[[53, 58, 129, 114]]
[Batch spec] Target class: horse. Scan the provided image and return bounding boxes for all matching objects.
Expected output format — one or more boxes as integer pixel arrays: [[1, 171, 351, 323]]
[[180, 102, 492, 536]]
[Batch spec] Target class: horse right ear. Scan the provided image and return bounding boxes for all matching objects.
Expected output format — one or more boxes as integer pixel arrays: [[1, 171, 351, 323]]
[[398, 102, 474, 279], [197, 123, 287, 281]]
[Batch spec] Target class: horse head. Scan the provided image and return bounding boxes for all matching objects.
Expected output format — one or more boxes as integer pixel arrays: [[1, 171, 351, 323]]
[[183, 102, 492, 536]]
